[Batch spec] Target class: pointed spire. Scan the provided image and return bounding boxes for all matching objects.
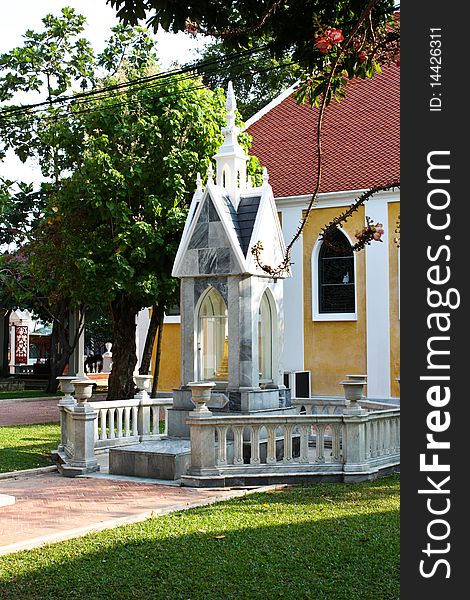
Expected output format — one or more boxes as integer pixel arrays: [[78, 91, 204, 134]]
[[196, 172, 203, 191], [225, 81, 236, 129], [207, 163, 214, 183], [262, 167, 269, 184]]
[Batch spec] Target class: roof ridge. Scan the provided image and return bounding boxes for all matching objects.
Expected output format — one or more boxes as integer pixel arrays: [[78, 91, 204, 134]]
[[243, 82, 298, 129]]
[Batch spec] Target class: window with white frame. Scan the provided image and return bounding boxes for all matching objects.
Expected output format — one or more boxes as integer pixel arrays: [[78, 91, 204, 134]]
[[313, 229, 356, 320]]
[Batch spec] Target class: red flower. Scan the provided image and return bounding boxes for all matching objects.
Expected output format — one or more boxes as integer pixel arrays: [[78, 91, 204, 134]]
[[358, 51, 368, 63], [315, 36, 333, 53], [327, 28, 344, 44]]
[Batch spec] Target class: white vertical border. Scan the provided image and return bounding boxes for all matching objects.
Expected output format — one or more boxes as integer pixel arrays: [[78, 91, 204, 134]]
[[278, 206, 304, 371], [365, 196, 391, 397]]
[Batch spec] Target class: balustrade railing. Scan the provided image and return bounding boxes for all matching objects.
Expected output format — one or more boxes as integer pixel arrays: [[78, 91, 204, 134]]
[[186, 408, 400, 482], [60, 397, 172, 457], [292, 397, 398, 415]]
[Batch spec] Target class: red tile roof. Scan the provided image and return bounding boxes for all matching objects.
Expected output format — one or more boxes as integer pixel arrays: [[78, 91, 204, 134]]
[[247, 64, 399, 197]]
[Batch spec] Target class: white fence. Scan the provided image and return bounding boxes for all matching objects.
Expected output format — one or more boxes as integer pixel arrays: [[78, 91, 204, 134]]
[[57, 397, 173, 475], [184, 407, 400, 485]]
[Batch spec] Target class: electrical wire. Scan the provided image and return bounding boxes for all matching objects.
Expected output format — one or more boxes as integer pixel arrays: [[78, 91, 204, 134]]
[[0, 43, 278, 121]]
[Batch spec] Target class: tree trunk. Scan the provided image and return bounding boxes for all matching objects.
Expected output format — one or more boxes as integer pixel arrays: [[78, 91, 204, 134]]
[[151, 310, 165, 398], [0, 310, 11, 377], [46, 320, 72, 393], [107, 297, 138, 400], [139, 305, 160, 375], [45, 301, 81, 393]]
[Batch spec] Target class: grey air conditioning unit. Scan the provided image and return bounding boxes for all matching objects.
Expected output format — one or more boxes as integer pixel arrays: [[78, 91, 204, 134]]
[[283, 371, 311, 398]]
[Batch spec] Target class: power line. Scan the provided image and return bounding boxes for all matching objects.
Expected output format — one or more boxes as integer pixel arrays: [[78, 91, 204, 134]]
[[0, 52, 295, 127], [0, 43, 276, 121]]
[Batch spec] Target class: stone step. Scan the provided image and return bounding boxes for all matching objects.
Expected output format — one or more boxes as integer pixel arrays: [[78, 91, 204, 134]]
[[109, 439, 191, 481]]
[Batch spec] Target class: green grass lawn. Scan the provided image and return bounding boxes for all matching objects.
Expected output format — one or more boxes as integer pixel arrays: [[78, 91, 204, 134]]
[[0, 390, 62, 400], [0, 475, 400, 599], [0, 423, 60, 473]]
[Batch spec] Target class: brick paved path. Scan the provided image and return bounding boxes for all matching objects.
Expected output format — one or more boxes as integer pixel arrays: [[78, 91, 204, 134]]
[[0, 394, 106, 426], [0, 471, 255, 555], [0, 398, 60, 426]]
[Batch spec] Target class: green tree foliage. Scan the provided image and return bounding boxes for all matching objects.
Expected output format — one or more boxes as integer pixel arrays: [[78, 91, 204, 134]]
[[193, 41, 301, 119], [108, 0, 400, 105], [51, 75, 235, 399], [0, 7, 260, 397]]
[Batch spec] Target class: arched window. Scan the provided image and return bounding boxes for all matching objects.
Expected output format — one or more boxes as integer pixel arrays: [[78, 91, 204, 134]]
[[258, 291, 273, 381], [318, 229, 355, 314], [197, 288, 228, 381]]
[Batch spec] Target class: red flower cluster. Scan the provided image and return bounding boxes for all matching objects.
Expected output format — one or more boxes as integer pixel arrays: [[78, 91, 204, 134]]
[[358, 50, 368, 63], [355, 222, 385, 244], [315, 27, 344, 53]]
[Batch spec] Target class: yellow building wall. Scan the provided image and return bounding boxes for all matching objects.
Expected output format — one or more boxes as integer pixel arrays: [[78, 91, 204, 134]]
[[388, 202, 400, 397], [302, 207, 367, 395], [152, 322, 180, 392]]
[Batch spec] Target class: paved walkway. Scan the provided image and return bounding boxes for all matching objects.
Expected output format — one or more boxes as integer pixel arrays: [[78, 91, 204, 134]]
[[0, 394, 106, 426], [0, 470, 263, 556], [0, 397, 60, 426]]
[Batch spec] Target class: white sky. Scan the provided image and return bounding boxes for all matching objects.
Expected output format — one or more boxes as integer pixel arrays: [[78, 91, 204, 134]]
[[0, 0, 210, 182]]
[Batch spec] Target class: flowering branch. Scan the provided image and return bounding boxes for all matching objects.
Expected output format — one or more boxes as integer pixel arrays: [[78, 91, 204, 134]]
[[319, 180, 400, 252], [251, 0, 384, 277]]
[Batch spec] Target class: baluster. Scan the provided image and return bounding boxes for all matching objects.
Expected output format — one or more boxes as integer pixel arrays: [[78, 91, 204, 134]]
[[151, 406, 158, 434], [124, 407, 131, 437], [315, 424, 325, 463], [108, 408, 116, 439], [370, 421, 377, 458], [94, 416, 99, 443], [375, 421, 381, 457], [375, 420, 381, 456], [283, 424, 293, 463], [384, 419, 390, 455], [379, 419, 387, 456], [132, 406, 138, 436], [266, 425, 277, 464], [331, 424, 341, 462], [364, 421, 370, 459], [250, 426, 261, 465], [233, 426, 244, 465], [116, 407, 123, 439], [388, 418, 394, 454], [394, 418, 399, 453], [100, 408, 107, 440], [216, 426, 228, 466], [299, 424, 309, 463], [163, 406, 169, 436]]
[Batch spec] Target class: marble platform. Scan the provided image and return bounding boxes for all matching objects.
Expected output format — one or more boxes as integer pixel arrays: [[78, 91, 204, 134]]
[[109, 439, 191, 480]]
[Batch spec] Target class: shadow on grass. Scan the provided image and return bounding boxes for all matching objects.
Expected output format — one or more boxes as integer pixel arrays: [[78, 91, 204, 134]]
[[0, 447, 55, 472], [0, 480, 400, 600], [0, 424, 60, 472]]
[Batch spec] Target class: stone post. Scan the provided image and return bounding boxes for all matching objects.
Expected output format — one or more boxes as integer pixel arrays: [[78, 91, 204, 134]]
[[59, 380, 99, 477], [134, 374, 153, 440], [186, 382, 217, 475], [342, 412, 368, 475], [55, 376, 77, 456]]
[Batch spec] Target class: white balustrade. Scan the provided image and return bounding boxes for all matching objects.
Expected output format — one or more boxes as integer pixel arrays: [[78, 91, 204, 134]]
[[186, 409, 400, 479], [60, 397, 173, 456]]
